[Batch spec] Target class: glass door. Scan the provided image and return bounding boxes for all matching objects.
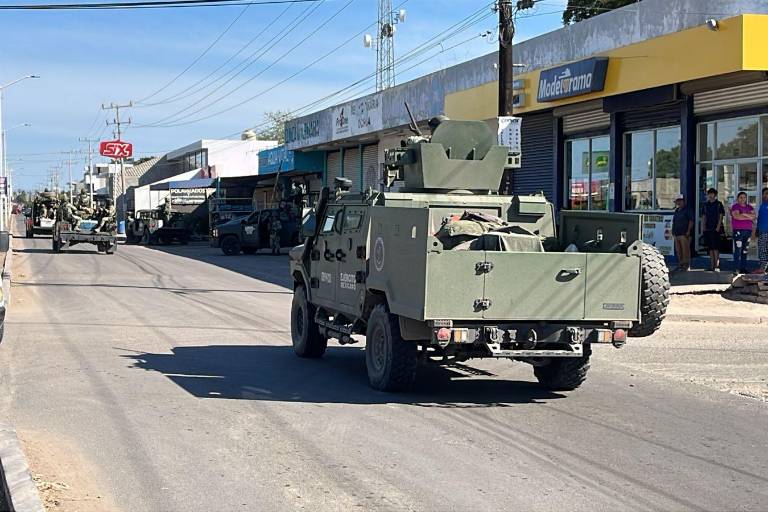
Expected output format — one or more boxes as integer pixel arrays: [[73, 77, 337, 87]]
[[737, 162, 759, 259], [715, 163, 736, 237]]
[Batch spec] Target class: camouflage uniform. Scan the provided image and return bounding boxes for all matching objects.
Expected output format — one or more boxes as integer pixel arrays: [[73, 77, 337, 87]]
[[59, 200, 82, 228], [95, 201, 116, 233], [269, 214, 282, 254]]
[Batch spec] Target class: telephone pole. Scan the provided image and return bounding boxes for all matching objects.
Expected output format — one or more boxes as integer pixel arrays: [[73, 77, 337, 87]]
[[102, 101, 132, 227], [79, 136, 98, 208], [498, 0, 516, 116]]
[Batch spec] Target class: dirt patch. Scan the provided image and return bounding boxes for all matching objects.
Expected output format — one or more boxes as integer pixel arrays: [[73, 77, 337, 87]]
[[18, 430, 117, 512]]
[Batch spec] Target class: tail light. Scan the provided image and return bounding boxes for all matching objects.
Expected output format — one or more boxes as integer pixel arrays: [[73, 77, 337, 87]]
[[436, 328, 451, 342]]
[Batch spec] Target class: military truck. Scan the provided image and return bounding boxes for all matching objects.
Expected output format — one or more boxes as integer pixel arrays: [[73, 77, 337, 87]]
[[25, 192, 58, 238], [52, 218, 117, 254], [126, 210, 190, 245], [213, 207, 300, 255], [289, 118, 669, 392]]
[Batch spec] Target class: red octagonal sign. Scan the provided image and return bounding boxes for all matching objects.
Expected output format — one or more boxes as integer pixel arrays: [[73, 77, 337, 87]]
[[99, 140, 133, 158]]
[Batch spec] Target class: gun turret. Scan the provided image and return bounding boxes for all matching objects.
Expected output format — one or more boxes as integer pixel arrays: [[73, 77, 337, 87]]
[[383, 119, 508, 193]]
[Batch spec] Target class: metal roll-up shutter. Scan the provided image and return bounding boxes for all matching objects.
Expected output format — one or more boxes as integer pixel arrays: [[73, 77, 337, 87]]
[[362, 144, 379, 191], [343, 147, 361, 192], [326, 151, 341, 187], [622, 103, 681, 131], [516, 112, 554, 200], [562, 109, 610, 135], [694, 81, 768, 116]]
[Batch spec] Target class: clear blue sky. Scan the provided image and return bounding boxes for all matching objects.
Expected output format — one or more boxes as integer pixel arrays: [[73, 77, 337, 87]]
[[2, 0, 567, 190]]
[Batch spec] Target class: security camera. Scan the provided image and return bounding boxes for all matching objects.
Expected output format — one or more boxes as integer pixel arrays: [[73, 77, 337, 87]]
[[706, 18, 719, 31]]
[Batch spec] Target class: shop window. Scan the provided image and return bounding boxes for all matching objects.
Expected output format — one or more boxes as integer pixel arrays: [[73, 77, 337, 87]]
[[698, 124, 714, 162], [565, 136, 610, 210], [624, 127, 681, 210], [715, 118, 758, 160]]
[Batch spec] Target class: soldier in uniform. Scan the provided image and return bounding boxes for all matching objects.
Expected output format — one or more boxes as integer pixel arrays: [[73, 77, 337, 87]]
[[95, 199, 116, 233], [269, 211, 282, 255], [160, 196, 172, 224], [59, 198, 82, 228]]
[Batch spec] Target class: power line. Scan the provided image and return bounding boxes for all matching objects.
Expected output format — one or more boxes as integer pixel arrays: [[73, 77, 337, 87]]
[[0, 0, 319, 10], [141, 0, 489, 129], [137, 0, 350, 127], [135, 1, 294, 107], [136, 0, 256, 103]]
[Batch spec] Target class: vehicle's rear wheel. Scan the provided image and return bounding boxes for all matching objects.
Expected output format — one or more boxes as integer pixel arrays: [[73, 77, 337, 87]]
[[291, 285, 327, 358], [221, 235, 241, 256], [52, 237, 61, 253], [629, 242, 670, 337], [96, 242, 106, 253], [533, 348, 591, 391], [365, 304, 418, 392], [141, 229, 150, 245], [106, 243, 116, 255]]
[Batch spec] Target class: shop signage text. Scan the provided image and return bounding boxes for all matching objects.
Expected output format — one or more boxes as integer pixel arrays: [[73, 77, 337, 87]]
[[259, 145, 295, 175], [170, 187, 210, 205], [537, 57, 609, 102], [285, 117, 321, 148], [332, 94, 383, 139], [642, 214, 675, 256], [99, 139, 133, 158]]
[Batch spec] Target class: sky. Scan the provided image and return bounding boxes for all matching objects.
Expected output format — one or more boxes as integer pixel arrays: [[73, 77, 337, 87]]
[[1, 0, 568, 190]]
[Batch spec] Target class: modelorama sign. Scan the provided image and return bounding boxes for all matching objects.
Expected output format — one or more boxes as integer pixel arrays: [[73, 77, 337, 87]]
[[537, 57, 609, 102], [331, 94, 383, 139]]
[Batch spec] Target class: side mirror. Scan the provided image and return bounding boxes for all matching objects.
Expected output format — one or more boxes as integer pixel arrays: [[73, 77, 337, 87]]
[[301, 210, 317, 238]]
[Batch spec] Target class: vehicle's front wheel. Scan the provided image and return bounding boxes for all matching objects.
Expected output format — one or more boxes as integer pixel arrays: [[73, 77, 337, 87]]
[[365, 304, 418, 392], [533, 348, 591, 391], [221, 235, 241, 256], [629, 242, 670, 337], [291, 285, 327, 358]]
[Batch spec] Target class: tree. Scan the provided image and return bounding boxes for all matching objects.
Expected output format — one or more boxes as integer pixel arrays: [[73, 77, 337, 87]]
[[562, 0, 640, 25], [254, 110, 294, 144]]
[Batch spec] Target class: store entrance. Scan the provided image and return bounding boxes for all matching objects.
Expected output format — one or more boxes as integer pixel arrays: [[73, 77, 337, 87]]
[[697, 161, 760, 256]]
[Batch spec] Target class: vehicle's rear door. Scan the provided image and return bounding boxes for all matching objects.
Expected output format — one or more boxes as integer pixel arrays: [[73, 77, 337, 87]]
[[482, 253, 587, 321]]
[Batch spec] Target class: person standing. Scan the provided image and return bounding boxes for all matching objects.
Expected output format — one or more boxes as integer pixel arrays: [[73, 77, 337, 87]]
[[700, 187, 725, 272], [730, 192, 755, 275], [753, 187, 768, 274], [269, 212, 283, 255], [672, 195, 693, 271]]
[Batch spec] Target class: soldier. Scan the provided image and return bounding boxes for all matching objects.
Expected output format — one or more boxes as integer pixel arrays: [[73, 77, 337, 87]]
[[269, 211, 282, 255], [160, 196, 172, 224], [95, 199, 116, 233], [59, 198, 82, 228]]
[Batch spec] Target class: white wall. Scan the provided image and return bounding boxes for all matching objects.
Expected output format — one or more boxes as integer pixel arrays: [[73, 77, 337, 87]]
[[205, 139, 277, 177]]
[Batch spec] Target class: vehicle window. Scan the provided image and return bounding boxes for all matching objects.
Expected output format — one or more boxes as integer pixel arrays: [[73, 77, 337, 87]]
[[321, 212, 337, 233], [343, 211, 363, 231]]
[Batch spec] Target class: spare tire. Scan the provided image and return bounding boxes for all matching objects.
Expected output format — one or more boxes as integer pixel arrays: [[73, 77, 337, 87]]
[[629, 242, 670, 337]]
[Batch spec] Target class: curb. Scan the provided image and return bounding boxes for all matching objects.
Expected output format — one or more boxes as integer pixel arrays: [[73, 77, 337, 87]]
[[0, 424, 44, 512], [666, 313, 766, 325]]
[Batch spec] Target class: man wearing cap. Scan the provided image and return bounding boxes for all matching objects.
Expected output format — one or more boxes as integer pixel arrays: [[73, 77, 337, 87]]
[[672, 194, 693, 271]]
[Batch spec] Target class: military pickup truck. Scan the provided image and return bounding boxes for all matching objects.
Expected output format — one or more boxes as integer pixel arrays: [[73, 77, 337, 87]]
[[126, 210, 190, 245], [52, 219, 117, 254], [212, 207, 300, 255], [289, 118, 669, 392], [25, 193, 58, 238]]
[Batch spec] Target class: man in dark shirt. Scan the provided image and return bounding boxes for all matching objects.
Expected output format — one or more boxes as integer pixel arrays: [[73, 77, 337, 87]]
[[700, 187, 725, 271], [672, 195, 693, 271]]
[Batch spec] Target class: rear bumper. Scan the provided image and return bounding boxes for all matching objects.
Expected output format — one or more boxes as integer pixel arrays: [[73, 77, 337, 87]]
[[60, 231, 117, 243], [429, 321, 630, 358]]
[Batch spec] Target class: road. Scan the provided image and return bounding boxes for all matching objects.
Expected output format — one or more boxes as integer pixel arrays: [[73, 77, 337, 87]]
[[1, 228, 767, 511]]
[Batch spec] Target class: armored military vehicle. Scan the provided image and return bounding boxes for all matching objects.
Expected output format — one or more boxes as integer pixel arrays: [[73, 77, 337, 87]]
[[126, 210, 190, 245], [25, 192, 58, 238], [213, 207, 300, 255], [289, 117, 669, 392]]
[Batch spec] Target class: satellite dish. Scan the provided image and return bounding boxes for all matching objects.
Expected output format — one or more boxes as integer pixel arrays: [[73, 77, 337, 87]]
[[398, 9, 406, 23], [363, 34, 372, 48]]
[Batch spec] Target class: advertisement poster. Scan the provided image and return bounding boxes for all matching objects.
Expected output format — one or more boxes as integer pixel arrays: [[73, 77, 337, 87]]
[[643, 214, 675, 256], [497, 116, 521, 153], [332, 94, 382, 139]]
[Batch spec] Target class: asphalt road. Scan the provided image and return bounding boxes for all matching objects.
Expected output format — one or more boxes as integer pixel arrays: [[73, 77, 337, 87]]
[[1, 229, 767, 511]]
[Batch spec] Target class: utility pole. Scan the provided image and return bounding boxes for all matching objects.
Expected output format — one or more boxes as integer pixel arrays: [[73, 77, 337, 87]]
[[102, 101, 132, 228], [79, 136, 98, 209], [67, 150, 73, 203], [498, 0, 516, 116]]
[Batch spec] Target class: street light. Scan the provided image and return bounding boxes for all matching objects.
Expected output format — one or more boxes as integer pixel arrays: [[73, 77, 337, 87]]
[[0, 74, 40, 231]]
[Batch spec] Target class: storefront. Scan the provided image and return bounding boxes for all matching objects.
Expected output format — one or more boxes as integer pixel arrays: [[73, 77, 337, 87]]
[[478, 13, 768, 256]]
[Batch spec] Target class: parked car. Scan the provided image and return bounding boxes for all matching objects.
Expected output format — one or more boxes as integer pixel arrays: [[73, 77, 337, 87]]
[[212, 207, 300, 255]]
